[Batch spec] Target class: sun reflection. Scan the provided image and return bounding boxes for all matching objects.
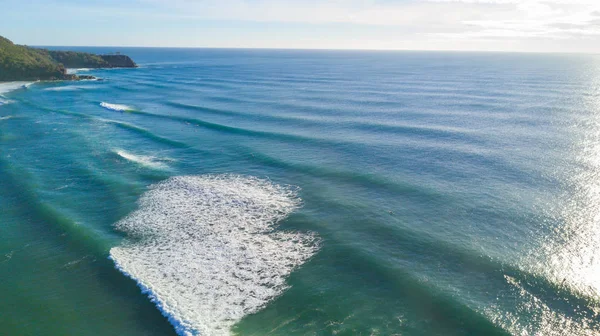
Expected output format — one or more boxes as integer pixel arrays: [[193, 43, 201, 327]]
[[486, 70, 600, 335], [539, 101, 600, 300]]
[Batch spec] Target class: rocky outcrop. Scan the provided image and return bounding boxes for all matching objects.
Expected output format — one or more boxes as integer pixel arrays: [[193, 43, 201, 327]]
[[77, 75, 100, 80], [100, 55, 137, 68]]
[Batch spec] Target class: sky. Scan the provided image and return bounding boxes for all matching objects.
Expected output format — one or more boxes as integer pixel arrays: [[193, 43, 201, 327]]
[[3, 0, 600, 52]]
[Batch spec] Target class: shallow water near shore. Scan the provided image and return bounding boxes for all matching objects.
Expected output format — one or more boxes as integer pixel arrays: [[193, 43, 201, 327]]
[[1, 48, 600, 335]]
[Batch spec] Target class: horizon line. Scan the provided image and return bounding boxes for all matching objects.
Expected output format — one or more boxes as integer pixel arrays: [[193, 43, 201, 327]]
[[28, 44, 599, 56]]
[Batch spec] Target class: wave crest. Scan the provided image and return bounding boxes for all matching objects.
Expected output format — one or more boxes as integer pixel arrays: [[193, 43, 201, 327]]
[[110, 175, 319, 336], [0, 82, 32, 95], [100, 102, 134, 112], [114, 149, 172, 170]]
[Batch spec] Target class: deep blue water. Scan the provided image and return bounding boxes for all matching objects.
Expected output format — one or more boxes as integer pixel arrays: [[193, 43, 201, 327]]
[[1, 48, 600, 335]]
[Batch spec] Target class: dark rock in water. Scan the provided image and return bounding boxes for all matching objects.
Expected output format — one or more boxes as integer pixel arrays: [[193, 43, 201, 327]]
[[77, 75, 98, 80], [62, 74, 79, 80], [100, 55, 137, 68]]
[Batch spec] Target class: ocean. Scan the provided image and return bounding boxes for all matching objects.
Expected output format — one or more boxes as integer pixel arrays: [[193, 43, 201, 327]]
[[1, 48, 599, 336]]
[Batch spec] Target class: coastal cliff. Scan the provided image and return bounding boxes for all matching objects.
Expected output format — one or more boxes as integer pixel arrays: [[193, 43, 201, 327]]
[[41, 50, 138, 69], [0, 36, 66, 81], [0, 35, 137, 81], [99, 54, 137, 68], [41, 50, 110, 68]]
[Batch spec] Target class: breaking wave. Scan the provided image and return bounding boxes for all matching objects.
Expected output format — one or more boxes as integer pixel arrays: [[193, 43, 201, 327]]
[[110, 175, 319, 336], [45, 85, 100, 92], [44, 86, 83, 92], [0, 82, 32, 95], [114, 149, 172, 170], [100, 102, 134, 112], [66, 68, 92, 75]]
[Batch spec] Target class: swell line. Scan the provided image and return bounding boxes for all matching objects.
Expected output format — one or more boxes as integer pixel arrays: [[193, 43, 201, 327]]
[[100, 119, 190, 148], [241, 149, 442, 201], [18, 100, 189, 149], [306, 189, 600, 329], [165, 101, 485, 143], [0, 156, 110, 254], [328, 241, 511, 336], [126, 109, 345, 146]]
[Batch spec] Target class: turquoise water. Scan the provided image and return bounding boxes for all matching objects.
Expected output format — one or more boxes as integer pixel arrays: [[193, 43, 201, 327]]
[[1, 49, 600, 335]]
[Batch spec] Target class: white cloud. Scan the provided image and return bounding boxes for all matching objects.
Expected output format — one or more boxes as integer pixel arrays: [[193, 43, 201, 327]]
[[18, 0, 600, 51], [48, 0, 600, 37], [134, 0, 600, 36]]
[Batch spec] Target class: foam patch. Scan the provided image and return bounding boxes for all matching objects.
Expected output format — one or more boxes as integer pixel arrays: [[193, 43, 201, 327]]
[[0, 82, 31, 95], [110, 175, 319, 336]]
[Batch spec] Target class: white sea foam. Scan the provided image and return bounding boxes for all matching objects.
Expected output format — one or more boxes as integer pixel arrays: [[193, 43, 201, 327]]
[[66, 68, 92, 75], [0, 82, 34, 106], [100, 102, 134, 112], [0, 81, 32, 95], [0, 116, 13, 121], [114, 149, 171, 170], [45, 84, 101, 92], [110, 175, 319, 336], [44, 86, 82, 92]]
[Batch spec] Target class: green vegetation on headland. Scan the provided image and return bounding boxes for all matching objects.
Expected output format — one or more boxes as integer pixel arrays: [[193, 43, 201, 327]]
[[0, 35, 137, 81], [0, 36, 66, 81], [41, 50, 110, 69]]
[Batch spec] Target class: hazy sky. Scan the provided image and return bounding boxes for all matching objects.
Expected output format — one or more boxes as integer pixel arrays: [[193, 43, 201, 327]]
[[3, 0, 600, 52]]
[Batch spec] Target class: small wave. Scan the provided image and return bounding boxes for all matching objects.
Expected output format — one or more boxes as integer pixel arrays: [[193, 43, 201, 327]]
[[2, 251, 14, 263], [44, 86, 82, 92], [114, 149, 172, 170], [0, 81, 33, 95], [100, 102, 134, 112], [45, 85, 101, 92], [0, 116, 14, 121], [44, 85, 99, 91], [62, 255, 93, 269], [54, 184, 72, 191], [110, 175, 319, 336]]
